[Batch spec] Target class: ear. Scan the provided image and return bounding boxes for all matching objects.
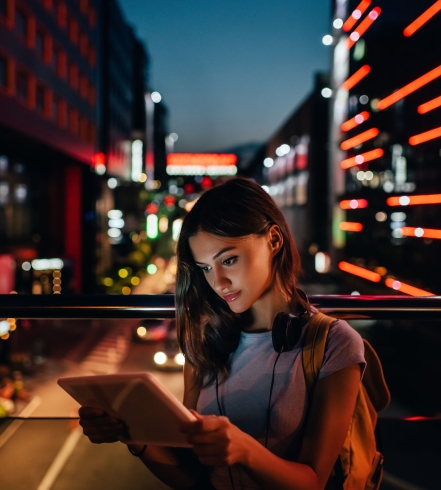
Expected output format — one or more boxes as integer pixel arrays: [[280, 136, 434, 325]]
[[268, 224, 283, 256]]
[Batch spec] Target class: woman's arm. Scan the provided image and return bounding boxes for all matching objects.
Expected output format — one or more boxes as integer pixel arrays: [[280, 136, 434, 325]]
[[80, 362, 204, 490], [182, 363, 361, 490]]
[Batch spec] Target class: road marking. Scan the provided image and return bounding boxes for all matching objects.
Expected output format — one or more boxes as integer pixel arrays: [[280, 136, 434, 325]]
[[0, 396, 41, 450], [36, 426, 83, 490]]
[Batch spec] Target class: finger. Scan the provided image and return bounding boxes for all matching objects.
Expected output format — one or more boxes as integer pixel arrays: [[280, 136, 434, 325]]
[[79, 407, 107, 418], [181, 414, 223, 433]]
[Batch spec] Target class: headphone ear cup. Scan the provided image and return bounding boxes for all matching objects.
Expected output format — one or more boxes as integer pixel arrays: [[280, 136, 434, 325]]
[[272, 312, 304, 353]]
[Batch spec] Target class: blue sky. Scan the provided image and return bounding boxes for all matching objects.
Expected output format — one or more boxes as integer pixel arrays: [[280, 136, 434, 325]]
[[120, 0, 332, 152]]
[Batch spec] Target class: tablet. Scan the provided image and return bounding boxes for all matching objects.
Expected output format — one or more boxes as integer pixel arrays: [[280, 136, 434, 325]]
[[57, 372, 196, 447]]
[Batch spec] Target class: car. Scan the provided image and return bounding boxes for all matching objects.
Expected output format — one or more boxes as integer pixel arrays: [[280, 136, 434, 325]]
[[152, 321, 185, 371]]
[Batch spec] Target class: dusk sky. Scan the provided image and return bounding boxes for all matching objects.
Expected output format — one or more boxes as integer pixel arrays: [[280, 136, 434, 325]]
[[120, 0, 332, 153]]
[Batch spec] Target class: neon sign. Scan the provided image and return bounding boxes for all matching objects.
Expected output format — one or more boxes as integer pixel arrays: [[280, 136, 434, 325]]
[[166, 154, 237, 176]]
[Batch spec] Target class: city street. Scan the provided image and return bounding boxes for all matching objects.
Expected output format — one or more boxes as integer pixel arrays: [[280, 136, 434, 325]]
[[0, 320, 183, 490]]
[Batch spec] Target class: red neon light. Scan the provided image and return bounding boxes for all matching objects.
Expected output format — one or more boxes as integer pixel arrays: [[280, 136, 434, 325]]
[[92, 152, 105, 166], [339, 199, 368, 210], [377, 65, 441, 110], [340, 222, 363, 232], [346, 7, 381, 49], [341, 111, 370, 132], [342, 0, 372, 32], [418, 95, 441, 114], [341, 128, 379, 150], [401, 227, 441, 240], [385, 278, 435, 297], [409, 126, 441, 145], [339, 261, 381, 282], [340, 148, 384, 169], [387, 194, 441, 206], [342, 66, 371, 91], [403, 1, 441, 37], [167, 153, 237, 167]]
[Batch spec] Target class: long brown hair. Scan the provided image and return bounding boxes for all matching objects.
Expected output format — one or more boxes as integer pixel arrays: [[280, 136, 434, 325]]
[[176, 178, 309, 387]]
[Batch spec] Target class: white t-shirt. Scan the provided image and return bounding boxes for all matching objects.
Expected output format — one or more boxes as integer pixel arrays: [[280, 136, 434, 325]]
[[196, 316, 366, 490]]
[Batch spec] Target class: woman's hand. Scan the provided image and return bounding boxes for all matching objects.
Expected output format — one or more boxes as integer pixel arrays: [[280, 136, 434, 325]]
[[181, 410, 252, 467], [78, 406, 125, 444]]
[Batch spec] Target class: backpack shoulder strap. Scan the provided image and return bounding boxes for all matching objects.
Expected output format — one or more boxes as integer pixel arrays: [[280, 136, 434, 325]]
[[362, 339, 391, 412], [302, 311, 337, 393]]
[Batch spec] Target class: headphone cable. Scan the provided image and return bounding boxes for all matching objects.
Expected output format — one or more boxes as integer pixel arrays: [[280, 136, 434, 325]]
[[265, 349, 282, 449]]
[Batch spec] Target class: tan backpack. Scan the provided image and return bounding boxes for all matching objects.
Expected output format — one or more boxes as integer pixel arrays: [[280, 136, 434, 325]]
[[302, 312, 391, 490]]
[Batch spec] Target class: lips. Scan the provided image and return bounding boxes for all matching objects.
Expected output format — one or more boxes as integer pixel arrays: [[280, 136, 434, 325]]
[[223, 291, 241, 303]]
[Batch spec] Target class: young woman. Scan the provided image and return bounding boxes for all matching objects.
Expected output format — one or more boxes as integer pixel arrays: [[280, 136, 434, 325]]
[[79, 178, 365, 490]]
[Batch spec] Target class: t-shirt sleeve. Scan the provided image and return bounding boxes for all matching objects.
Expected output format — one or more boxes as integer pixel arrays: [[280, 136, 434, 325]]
[[318, 319, 366, 380]]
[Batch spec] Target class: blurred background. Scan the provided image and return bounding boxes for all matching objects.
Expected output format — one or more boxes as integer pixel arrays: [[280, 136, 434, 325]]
[[0, 0, 440, 488]]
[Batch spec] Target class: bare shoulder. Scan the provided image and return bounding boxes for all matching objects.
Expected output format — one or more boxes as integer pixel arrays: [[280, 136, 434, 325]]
[[183, 361, 201, 410]]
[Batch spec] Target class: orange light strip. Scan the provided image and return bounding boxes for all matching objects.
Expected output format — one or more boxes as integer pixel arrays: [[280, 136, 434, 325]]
[[340, 222, 363, 232], [385, 278, 435, 297], [340, 148, 384, 169], [341, 128, 379, 150], [409, 126, 441, 145], [418, 95, 441, 114], [341, 111, 370, 132], [339, 199, 368, 209], [342, 0, 372, 32], [339, 261, 381, 282], [377, 65, 441, 110], [386, 194, 441, 206], [403, 1, 441, 37], [342, 66, 371, 91], [401, 227, 441, 240], [346, 7, 381, 49]]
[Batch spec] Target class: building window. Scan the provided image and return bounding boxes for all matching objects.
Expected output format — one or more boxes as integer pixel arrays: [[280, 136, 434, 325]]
[[35, 29, 45, 58], [88, 46, 96, 67], [79, 32, 88, 57], [56, 1, 67, 28], [59, 99, 67, 126], [80, 116, 88, 141], [80, 0, 88, 15], [69, 17, 78, 44], [0, 55, 6, 89], [69, 62, 78, 89], [79, 74, 88, 98], [88, 7, 96, 27], [36, 84, 45, 113], [52, 94, 59, 121], [17, 71, 28, 102], [69, 107, 79, 134], [15, 8, 28, 40]]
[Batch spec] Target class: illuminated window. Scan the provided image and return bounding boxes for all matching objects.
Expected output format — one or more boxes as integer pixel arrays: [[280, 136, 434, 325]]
[[88, 47, 96, 67], [56, 1, 67, 28], [59, 99, 67, 126], [69, 62, 78, 89], [88, 85, 96, 106], [35, 29, 45, 58], [52, 94, 59, 121], [69, 17, 78, 44], [0, 55, 6, 88], [15, 9, 28, 40], [80, 0, 88, 15], [80, 74, 88, 98], [79, 32, 88, 57], [36, 84, 45, 113], [69, 107, 79, 134], [80, 116, 88, 141], [88, 7, 96, 27], [17, 71, 28, 102]]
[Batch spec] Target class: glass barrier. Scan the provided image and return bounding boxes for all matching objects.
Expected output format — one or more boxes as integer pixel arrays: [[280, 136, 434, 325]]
[[0, 296, 440, 490]]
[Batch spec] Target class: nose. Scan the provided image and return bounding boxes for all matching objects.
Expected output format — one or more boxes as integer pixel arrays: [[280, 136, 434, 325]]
[[212, 267, 232, 294]]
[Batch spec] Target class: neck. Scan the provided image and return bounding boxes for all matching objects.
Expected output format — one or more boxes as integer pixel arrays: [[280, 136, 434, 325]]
[[244, 286, 292, 332]]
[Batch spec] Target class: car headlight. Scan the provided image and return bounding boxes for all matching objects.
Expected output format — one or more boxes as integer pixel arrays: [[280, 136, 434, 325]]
[[174, 353, 185, 366], [154, 352, 167, 365]]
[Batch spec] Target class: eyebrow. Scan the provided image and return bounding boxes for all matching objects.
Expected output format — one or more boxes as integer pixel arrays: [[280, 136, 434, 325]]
[[194, 246, 236, 264]]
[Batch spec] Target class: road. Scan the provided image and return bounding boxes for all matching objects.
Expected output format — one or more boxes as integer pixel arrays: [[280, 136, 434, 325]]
[[0, 320, 183, 490]]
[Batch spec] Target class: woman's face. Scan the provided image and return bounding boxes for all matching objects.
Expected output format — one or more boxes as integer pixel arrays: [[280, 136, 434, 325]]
[[188, 230, 280, 314]]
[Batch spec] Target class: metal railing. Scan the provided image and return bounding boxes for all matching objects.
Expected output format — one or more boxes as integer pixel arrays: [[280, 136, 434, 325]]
[[1, 294, 441, 319]]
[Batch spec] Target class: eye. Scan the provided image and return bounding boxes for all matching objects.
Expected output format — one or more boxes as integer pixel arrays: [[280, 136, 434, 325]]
[[198, 265, 211, 273], [223, 256, 237, 266]]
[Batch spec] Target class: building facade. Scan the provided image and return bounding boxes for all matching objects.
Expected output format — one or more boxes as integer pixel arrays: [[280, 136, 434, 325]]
[[0, 0, 99, 293], [328, 0, 441, 295]]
